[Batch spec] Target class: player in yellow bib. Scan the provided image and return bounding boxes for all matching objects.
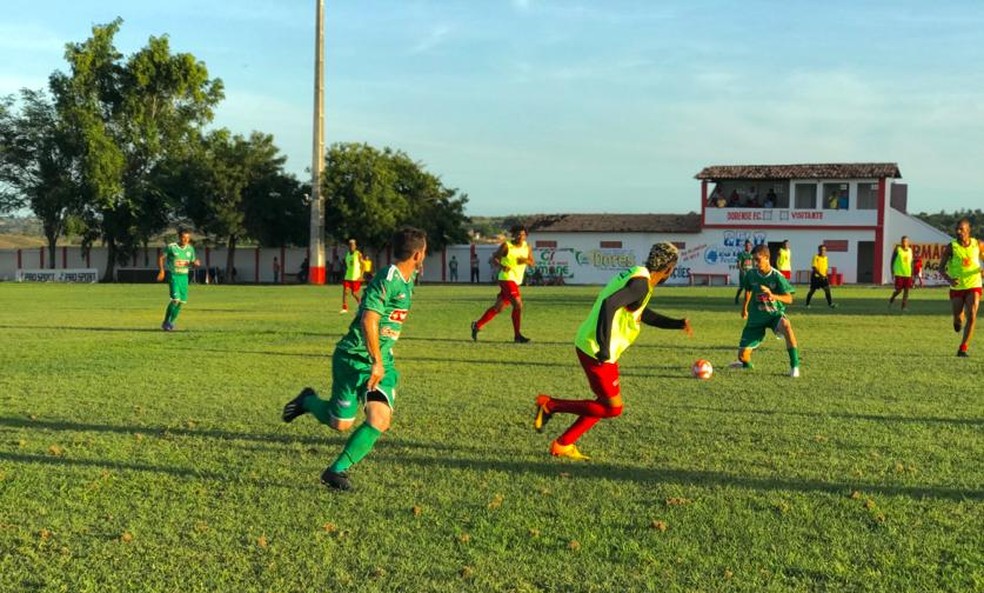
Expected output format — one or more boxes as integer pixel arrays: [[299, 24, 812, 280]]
[[341, 239, 364, 313], [471, 225, 535, 343], [939, 219, 984, 357], [776, 240, 792, 280], [532, 243, 692, 460], [805, 244, 836, 308], [888, 235, 914, 311]]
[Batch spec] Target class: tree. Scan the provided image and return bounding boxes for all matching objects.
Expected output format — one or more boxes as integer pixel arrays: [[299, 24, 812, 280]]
[[180, 129, 297, 280], [0, 90, 84, 267], [51, 19, 223, 280], [915, 209, 983, 239], [322, 142, 469, 253]]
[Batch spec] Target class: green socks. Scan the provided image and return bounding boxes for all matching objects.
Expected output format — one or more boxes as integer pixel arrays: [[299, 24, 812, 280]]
[[164, 302, 183, 324], [788, 347, 800, 369], [330, 423, 383, 473]]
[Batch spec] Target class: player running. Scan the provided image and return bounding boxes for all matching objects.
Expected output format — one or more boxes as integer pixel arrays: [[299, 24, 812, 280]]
[[888, 235, 914, 311], [282, 227, 427, 491], [734, 240, 754, 304], [532, 243, 692, 460], [340, 239, 364, 313], [471, 225, 535, 343], [939, 218, 984, 357], [157, 229, 200, 331], [729, 244, 801, 377]]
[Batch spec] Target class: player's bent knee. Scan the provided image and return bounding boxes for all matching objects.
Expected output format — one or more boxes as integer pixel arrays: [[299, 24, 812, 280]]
[[603, 405, 623, 419], [330, 419, 355, 432]]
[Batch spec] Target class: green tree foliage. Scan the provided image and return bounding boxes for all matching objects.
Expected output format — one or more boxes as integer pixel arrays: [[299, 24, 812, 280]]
[[50, 18, 223, 280], [323, 143, 469, 252], [0, 90, 84, 267], [914, 209, 984, 239], [179, 129, 302, 280]]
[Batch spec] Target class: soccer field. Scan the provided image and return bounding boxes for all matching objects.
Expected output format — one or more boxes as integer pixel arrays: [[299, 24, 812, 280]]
[[0, 282, 981, 592]]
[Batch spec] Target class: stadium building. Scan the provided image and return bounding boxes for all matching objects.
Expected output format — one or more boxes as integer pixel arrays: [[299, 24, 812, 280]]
[[441, 162, 952, 286]]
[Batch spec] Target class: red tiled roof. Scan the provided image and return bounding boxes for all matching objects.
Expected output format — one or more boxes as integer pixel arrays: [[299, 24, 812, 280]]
[[695, 163, 901, 180], [526, 213, 701, 234]]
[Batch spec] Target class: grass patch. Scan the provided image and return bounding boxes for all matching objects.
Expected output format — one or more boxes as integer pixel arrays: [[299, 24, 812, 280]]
[[0, 282, 981, 592]]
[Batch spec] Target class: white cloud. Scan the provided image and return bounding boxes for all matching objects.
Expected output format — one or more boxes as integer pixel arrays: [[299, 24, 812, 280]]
[[410, 25, 453, 55]]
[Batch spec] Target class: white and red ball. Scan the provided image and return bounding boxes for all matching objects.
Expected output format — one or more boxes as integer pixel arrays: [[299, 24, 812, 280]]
[[691, 359, 713, 380]]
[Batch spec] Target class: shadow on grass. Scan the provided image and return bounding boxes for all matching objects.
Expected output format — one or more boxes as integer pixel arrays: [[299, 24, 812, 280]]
[[0, 451, 310, 490], [0, 416, 460, 453], [0, 324, 340, 338], [395, 452, 983, 502], [666, 404, 984, 427], [0, 324, 164, 333]]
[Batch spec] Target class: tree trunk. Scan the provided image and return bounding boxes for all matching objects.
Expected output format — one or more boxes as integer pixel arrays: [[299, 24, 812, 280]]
[[103, 237, 117, 283], [46, 234, 57, 270], [225, 235, 237, 284]]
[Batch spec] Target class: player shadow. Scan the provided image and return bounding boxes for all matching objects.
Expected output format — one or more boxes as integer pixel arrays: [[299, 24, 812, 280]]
[[397, 354, 569, 368], [393, 452, 983, 502], [0, 324, 164, 333], [195, 347, 327, 359], [0, 416, 463, 454], [664, 404, 984, 427], [0, 451, 308, 491]]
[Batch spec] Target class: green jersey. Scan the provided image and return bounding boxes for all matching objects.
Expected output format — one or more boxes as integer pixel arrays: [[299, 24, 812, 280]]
[[336, 264, 415, 363], [165, 243, 196, 275], [736, 251, 754, 276], [742, 267, 795, 324]]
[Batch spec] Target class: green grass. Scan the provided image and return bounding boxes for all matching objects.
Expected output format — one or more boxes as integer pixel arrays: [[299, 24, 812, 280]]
[[0, 282, 981, 592]]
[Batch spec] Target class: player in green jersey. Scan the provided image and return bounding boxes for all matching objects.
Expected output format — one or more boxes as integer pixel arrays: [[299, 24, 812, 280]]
[[729, 244, 801, 377], [734, 240, 754, 304], [157, 229, 200, 331], [282, 227, 428, 491], [532, 243, 692, 460]]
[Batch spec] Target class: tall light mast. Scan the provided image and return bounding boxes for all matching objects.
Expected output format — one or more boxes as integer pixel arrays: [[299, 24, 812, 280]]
[[308, 0, 326, 284]]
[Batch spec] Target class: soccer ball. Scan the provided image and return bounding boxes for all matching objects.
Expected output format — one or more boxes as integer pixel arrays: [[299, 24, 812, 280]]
[[691, 359, 713, 380]]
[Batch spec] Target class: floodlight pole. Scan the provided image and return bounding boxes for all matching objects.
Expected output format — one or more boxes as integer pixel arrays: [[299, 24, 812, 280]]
[[308, 0, 327, 284]]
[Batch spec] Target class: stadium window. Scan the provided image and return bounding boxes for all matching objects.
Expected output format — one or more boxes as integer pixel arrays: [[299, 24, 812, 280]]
[[794, 183, 817, 209], [535, 240, 557, 248], [600, 241, 622, 248], [823, 183, 849, 210], [857, 183, 878, 210]]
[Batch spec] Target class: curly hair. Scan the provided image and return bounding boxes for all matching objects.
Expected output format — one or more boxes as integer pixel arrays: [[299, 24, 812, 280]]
[[646, 242, 679, 272]]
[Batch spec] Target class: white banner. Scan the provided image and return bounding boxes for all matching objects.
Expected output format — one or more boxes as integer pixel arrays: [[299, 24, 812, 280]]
[[16, 268, 100, 283]]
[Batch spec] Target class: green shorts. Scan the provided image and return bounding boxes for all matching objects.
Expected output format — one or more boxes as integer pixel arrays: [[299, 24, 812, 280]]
[[327, 351, 399, 422], [168, 273, 189, 303], [739, 315, 786, 350]]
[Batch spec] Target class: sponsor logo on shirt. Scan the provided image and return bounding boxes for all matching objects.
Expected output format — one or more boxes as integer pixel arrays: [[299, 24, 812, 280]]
[[389, 309, 408, 323]]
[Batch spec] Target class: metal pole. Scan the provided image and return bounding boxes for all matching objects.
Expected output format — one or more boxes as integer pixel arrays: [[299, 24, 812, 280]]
[[308, 0, 326, 284]]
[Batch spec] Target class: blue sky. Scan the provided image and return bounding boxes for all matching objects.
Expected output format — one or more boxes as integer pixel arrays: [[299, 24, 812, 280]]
[[3, 1, 984, 216]]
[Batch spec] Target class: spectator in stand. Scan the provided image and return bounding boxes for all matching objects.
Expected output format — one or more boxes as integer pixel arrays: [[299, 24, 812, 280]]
[[827, 193, 839, 210], [709, 186, 725, 207], [449, 255, 459, 282], [746, 186, 760, 208], [764, 189, 776, 208], [470, 251, 480, 283], [728, 189, 740, 207]]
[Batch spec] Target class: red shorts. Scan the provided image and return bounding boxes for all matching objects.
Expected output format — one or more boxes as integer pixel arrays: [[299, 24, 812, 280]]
[[894, 276, 913, 290], [780, 270, 791, 280], [497, 280, 521, 301], [950, 287, 982, 300], [343, 280, 362, 292], [576, 348, 620, 399]]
